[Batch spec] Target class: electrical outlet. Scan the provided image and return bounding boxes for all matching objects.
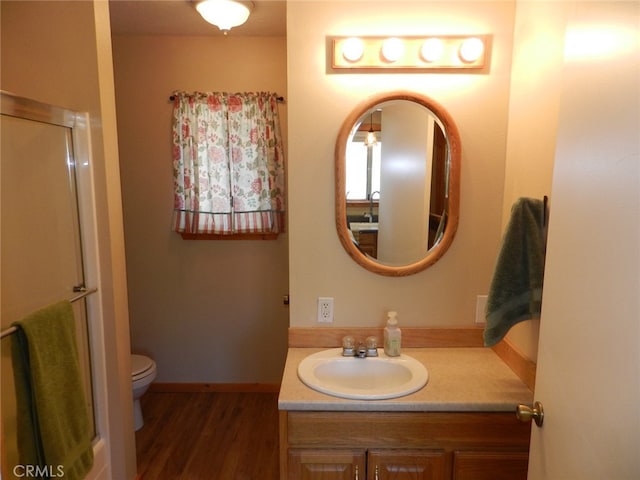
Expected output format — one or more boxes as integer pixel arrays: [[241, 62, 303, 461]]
[[475, 295, 488, 324], [317, 297, 334, 323]]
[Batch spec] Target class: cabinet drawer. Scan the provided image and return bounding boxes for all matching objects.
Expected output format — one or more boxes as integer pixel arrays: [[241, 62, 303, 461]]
[[287, 411, 531, 449], [453, 451, 529, 480]]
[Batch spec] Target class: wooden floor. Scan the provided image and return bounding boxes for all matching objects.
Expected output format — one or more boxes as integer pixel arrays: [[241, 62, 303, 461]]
[[135, 391, 280, 480]]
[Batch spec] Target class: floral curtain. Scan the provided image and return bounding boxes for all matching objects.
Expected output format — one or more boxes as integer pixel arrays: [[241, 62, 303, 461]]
[[172, 91, 286, 235]]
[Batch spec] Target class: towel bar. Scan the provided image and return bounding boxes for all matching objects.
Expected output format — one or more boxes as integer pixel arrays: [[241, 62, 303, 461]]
[[0, 287, 97, 339]]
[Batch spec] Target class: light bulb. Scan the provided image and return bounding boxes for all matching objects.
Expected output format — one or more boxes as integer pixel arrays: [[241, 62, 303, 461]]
[[420, 38, 444, 63], [381, 37, 404, 62], [459, 37, 484, 63], [365, 130, 377, 146], [342, 37, 364, 62]]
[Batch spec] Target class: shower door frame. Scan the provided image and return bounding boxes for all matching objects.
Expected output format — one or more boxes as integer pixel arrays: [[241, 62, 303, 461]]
[[1, 91, 111, 480]]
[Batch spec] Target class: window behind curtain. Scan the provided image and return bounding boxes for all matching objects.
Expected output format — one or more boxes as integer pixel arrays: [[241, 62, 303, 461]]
[[172, 91, 286, 236]]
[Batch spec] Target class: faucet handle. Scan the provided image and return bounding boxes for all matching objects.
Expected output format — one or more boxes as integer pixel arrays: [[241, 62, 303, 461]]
[[342, 335, 356, 356], [365, 336, 379, 356]]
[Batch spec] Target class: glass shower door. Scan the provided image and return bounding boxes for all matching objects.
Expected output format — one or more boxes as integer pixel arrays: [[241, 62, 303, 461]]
[[1, 94, 96, 478]]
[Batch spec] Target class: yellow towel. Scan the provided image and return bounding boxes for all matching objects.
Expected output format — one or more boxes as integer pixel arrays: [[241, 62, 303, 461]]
[[11, 301, 93, 480]]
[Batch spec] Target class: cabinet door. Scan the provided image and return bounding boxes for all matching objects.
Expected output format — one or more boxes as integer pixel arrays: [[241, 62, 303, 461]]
[[289, 449, 366, 480], [368, 449, 448, 480], [357, 231, 378, 258], [452, 451, 528, 480]]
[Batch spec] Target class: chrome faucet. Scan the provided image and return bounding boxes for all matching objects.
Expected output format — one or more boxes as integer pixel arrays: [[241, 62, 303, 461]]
[[342, 336, 378, 358], [368, 191, 380, 222]]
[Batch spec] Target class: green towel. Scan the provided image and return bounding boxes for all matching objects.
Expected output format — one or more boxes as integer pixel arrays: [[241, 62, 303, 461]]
[[11, 301, 94, 480], [484, 198, 546, 347]]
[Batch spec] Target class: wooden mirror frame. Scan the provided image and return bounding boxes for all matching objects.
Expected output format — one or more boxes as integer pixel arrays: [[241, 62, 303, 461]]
[[335, 91, 461, 276]]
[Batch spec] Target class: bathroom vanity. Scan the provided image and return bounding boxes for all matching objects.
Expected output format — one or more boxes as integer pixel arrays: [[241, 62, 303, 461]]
[[279, 347, 533, 480]]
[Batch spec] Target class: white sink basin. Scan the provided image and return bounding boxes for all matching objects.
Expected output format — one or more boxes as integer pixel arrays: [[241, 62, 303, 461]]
[[297, 348, 429, 400]]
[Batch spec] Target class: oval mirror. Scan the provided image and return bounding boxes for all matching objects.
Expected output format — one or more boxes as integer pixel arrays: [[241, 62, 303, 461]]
[[335, 91, 460, 276]]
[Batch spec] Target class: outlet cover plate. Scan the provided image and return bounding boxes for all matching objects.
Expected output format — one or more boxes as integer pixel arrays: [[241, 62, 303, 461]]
[[475, 295, 488, 324], [317, 297, 334, 323]]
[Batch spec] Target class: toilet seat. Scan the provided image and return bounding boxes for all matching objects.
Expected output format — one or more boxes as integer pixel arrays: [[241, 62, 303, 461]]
[[131, 354, 157, 431], [132, 354, 156, 382]]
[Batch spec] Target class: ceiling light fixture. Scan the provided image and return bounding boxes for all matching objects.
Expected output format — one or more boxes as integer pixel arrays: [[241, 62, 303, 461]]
[[195, 0, 254, 35]]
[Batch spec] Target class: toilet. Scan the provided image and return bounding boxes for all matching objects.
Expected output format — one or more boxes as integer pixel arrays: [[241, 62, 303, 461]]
[[131, 354, 157, 431]]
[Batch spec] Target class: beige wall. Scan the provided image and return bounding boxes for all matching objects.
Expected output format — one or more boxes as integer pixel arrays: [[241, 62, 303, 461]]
[[111, 35, 289, 383], [501, 1, 567, 361], [287, 1, 516, 327], [1, 1, 136, 478]]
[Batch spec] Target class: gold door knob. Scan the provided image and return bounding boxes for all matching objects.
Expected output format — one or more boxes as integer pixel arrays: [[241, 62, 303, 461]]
[[516, 401, 544, 427]]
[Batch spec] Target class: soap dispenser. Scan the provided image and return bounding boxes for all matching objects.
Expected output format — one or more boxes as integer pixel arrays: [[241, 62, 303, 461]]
[[384, 311, 401, 357]]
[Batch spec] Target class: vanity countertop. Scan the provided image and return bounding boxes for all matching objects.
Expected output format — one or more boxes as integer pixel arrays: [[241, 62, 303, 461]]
[[278, 347, 533, 412]]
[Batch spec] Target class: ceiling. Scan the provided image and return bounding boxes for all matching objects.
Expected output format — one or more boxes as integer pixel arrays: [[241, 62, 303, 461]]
[[109, 0, 286, 37]]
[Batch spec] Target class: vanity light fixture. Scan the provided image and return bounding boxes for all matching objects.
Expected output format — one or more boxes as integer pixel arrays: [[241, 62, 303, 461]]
[[331, 35, 490, 71], [195, 0, 253, 35]]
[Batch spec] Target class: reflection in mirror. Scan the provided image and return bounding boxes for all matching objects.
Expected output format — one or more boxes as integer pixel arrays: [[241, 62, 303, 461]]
[[335, 91, 460, 276]]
